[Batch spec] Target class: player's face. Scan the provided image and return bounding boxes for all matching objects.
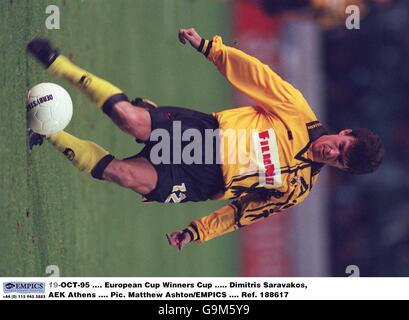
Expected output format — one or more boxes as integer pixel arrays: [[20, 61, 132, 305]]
[[311, 129, 356, 169]]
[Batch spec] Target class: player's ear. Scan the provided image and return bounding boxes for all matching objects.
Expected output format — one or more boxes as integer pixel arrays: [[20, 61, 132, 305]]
[[339, 129, 352, 136]]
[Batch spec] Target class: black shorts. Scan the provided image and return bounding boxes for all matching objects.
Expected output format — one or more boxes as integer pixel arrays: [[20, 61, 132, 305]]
[[127, 106, 225, 203]]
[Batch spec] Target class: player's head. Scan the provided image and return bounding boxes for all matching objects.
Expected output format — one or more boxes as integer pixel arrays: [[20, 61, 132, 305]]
[[311, 128, 384, 174]]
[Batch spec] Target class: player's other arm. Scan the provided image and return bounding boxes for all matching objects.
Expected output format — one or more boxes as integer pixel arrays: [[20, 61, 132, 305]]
[[178, 27, 301, 114], [167, 202, 239, 250], [167, 194, 278, 250]]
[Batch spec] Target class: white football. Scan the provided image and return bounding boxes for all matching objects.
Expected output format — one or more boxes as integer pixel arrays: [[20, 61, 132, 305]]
[[26, 82, 73, 135]]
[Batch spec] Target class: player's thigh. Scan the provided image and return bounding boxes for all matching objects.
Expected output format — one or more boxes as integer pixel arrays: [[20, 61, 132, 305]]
[[111, 101, 151, 141], [102, 157, 157, 195]]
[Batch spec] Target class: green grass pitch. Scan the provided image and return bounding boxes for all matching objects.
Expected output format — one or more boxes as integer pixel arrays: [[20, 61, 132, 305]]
[[0, 0, 237, 276]]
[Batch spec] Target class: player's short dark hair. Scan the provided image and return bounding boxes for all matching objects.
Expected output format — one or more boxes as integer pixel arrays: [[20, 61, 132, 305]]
[[345, 128, 384, 175]]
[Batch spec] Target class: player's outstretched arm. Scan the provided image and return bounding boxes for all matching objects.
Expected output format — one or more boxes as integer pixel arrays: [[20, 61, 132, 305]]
[[178, 27, 202, 50], [179, 27, 305, 116], [166, 230, 192, 251]]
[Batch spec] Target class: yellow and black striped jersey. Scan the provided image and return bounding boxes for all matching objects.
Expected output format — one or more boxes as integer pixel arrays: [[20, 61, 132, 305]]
[[185, 36, 327, 243]]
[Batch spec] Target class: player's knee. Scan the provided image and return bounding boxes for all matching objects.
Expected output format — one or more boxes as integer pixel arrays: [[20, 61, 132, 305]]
[[119, 173, 153, 195], [125, 168, 155, 194], [129, 183, 152, 195], [103, 159, 155, 195], [112, 101, 150, 135], [114, 173, 132, 189], [111, 101, 135, 124]]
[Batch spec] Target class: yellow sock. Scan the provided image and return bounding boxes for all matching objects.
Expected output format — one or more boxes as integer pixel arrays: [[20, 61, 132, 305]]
[[47, 131, 114, 179], [48, 55, 124, 108]]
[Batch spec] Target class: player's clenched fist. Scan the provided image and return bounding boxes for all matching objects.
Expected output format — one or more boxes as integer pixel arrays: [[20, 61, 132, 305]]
[[178, 28, 202, 50], [166, 230, 192, 251]]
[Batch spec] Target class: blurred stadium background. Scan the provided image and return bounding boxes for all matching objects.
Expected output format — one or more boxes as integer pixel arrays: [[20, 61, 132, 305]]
[[0, 0, 407, 277]]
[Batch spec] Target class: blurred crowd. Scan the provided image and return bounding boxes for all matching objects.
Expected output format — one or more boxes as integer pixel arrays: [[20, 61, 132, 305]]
[[262, 0, 396, 29], [322, 0, 409, 276], [260, 0, 408, 276]]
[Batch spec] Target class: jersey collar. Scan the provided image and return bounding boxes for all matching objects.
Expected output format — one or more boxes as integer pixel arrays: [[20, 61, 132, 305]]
[[294, 121, 328, 175]]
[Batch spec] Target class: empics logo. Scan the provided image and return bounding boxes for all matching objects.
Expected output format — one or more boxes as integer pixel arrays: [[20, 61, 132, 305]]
[[3, 282, 45, 294], [4, 283, 15, 290]]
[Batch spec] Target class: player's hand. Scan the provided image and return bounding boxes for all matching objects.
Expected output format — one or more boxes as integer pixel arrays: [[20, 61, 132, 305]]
[[166, 230, 192, 251], [178, 28, 202, 50]]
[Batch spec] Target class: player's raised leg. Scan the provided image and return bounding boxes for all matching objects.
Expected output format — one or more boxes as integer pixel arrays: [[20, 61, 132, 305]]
[[40, 130, 157, 195], [102, 157, 157, 195], [26, 38, 151, 141], [46, 130, 114, 179]]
